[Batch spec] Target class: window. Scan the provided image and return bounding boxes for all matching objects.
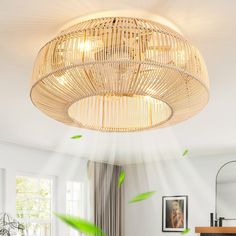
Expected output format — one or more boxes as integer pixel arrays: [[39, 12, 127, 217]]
[[16, 175, 53, 236], [66, 182, 85, 236]]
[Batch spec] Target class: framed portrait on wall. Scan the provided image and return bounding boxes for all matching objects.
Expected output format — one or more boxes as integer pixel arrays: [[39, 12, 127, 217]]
[[162, 195, 188, 232]]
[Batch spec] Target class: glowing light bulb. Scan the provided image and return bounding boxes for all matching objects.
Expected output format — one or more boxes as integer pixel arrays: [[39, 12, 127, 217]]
[[78, 40, 92, 52], [56, 77, 67, 85]]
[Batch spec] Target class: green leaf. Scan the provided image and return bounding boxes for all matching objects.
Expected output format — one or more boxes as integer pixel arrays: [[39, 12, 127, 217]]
[[71, 135, 82, 139], [181, 228, 190, 234], [55, 213, 106, 236], [118, 170, 125, 188], [182, 149, 189, 157], [129, 191, 156, 203]]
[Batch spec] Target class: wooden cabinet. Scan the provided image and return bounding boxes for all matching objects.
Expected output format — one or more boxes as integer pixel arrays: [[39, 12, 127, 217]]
[[195, 227, 236, 235]]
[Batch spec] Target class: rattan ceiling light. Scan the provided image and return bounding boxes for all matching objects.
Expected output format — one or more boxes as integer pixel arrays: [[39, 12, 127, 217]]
[[30, 17, 209, 132]]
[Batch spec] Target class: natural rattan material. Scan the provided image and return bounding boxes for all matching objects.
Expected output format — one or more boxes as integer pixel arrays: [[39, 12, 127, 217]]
[[30, 17, 209, 132]]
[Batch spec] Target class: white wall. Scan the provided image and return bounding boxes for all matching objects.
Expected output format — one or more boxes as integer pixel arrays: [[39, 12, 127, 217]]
[[0, 141, 88, 236], [124, 154, 236, 236], [2, 140, 236, 236], [0, 169, 3, 212], [217, 181, 236, 220]]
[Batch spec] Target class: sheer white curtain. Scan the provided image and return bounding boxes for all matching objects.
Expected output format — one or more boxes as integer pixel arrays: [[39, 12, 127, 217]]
[[88, 162, 123, 236]]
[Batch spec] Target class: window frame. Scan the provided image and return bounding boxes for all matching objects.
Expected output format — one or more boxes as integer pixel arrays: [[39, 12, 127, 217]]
[[66, 180, 90, 236], [15, 172, 56, 236]]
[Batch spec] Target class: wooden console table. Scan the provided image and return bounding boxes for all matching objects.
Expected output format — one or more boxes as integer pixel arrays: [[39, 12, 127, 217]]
[[195, 227, 236, 235]]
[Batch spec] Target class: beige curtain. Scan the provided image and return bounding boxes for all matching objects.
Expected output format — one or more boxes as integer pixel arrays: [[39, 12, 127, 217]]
[[88, 161, 123, 236]]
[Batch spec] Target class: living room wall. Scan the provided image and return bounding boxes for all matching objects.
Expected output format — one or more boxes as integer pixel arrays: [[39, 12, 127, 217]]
[[124, 153, 236, 236], [0, 141, 88, 236]]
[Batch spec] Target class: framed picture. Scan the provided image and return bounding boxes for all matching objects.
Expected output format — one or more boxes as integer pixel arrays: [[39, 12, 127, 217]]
[[162, 195, 188, 232]]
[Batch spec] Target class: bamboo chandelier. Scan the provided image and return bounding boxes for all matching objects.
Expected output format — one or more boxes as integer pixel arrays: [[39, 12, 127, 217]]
[[30, 17, 209, 132]]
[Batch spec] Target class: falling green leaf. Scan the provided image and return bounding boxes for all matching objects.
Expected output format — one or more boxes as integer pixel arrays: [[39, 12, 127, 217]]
[[55, 213, 106, 236], [118, 170, 125, 188], [129, 191, 156, 203], [181, 228, 190, 234], [182, 149, 189, 157], [71, 135, 82, 139]]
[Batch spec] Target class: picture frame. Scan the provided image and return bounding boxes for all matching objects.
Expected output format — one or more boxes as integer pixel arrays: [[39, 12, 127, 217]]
[[162, 195, 188, 232]]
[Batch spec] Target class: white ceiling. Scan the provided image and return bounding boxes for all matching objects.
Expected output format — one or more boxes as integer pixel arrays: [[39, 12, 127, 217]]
[[1, 0, 236, 164]]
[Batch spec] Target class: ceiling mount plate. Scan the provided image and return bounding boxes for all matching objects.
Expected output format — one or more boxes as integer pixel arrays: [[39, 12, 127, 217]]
[[60, 9, 182, 35]]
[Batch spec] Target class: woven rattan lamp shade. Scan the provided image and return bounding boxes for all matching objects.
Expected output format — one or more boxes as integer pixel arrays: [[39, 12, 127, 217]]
[[30, 17, 209, 132]]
